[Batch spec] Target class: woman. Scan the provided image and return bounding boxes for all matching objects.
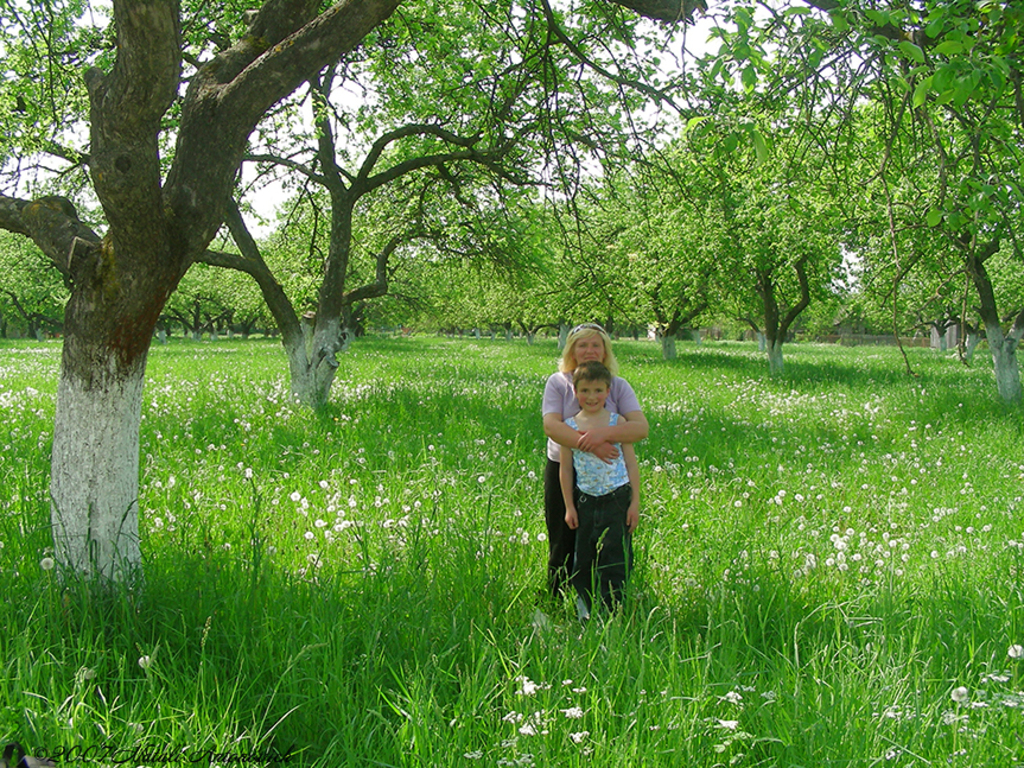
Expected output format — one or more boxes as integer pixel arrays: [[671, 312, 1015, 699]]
[[541, 323, 648, 599]]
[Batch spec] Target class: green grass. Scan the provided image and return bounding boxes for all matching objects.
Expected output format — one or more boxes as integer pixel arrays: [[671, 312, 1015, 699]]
[[1, 335, 1023, 767]]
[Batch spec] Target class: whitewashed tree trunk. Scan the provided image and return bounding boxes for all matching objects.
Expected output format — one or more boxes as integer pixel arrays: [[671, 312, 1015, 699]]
[[969, 246, 1023, 403], [964, 330, 981, 362], [767, 339, 785, 376], [661, 332, 677, 361], [156, 329, 167, 345], [985, 323, 1022, 403], [757, 331, 767, 352], [558, 323, 569, 350], [50, 356, 144, 580], [286, 316, 344, 408]]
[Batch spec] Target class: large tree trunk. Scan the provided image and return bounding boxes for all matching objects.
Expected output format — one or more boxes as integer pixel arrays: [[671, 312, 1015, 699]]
[[758, 257, 809, 378], [963, 327, 982, 362], [967, 240, 1023, 404], [51, 354, 145, 579], [986, 325, 1022, 403], [54, 0, 402, 579], [661, 331, 677, 360], [767, 338, 785, 376], [302, 315, 345, 408]]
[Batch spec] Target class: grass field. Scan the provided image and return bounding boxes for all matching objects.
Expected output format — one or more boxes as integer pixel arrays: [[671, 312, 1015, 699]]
[[1, 336, 1022, 767]]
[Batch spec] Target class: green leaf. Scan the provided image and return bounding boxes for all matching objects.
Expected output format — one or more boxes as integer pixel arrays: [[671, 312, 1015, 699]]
[[891, 74, 911, 93], [685, 116, 711, 133], [865, 9, 891, 26], [989, 68, 1006, 91], [926, 208, 943, 227], [898, 41, 926, 63], [829, 12, 850, 33], [751, 128, 769, 163], [933, 65, 955, 92], [741, 65, 758, 90], [913, 77, 932, 108], [952, 76, 975, 107], [926, 18, 946, 38], [932, 40, 964, 56]]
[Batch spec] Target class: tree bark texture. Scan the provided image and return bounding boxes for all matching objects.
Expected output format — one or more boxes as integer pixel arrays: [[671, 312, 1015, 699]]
[[51, 357, 144, 579]]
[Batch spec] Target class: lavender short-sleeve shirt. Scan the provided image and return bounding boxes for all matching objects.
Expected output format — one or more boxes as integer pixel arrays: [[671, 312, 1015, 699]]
[[542, 371, 642, 461]]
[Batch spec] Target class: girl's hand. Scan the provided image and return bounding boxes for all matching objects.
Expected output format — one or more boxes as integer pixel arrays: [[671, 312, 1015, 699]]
[[626, 503, 639, 534], [577, 433, 619, 463], [575, 427, 609, 452], [565, 507, 579, 530]]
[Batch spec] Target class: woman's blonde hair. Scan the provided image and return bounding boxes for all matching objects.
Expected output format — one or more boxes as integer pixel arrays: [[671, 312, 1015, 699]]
[[559, 323, 619, 376]]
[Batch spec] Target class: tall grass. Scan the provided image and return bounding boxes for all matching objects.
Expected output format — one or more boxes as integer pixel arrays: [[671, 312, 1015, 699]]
[[0, 336, 1022, 767]]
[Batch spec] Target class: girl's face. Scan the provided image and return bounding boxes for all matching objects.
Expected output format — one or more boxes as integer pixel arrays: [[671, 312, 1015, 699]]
[[574, 378, 610, 415], [573, 334, 605, 365]]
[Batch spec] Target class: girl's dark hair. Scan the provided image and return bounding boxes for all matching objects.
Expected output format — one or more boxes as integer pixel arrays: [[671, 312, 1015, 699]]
[[572, 360, 613, 388]]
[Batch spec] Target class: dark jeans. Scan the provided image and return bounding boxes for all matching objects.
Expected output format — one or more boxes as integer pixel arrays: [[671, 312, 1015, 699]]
[[571, 482, 632, 613], [544, 458, 576, 598]]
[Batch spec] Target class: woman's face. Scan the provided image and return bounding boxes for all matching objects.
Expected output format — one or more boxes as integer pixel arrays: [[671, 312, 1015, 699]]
[[573, 334, 605, 365]]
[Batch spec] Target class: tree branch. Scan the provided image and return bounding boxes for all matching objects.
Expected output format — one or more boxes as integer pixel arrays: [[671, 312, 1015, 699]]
[[540, 0, 683, 113], [606, 0, 706, 24]]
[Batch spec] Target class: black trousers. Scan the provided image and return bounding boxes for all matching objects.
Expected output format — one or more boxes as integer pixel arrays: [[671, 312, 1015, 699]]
[[571, 483, 632, 613], [544, 458, 576, 598]]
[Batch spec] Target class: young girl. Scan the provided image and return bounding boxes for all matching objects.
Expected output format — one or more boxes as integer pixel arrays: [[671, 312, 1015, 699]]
[[559, 361, 640, 619], [541, 323, 648, 599]]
